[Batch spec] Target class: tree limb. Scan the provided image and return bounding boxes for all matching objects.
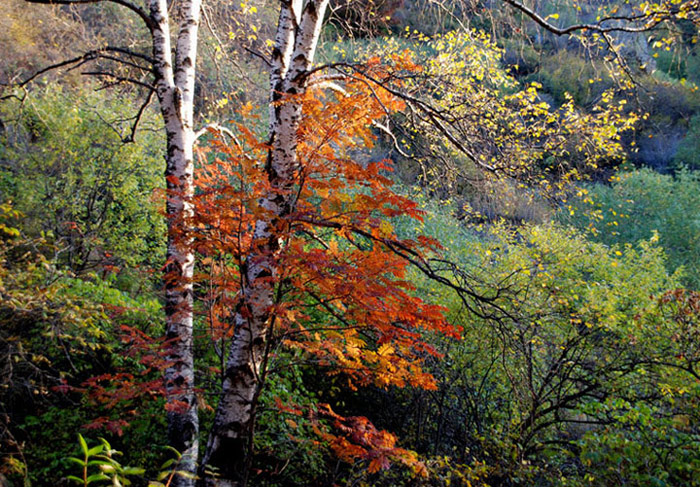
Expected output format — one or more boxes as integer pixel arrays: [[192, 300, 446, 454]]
[[502, 0, 669, 36], [194, 123, 242, 148], [82, 71, 156, 91], [123, 89, 155, 143], [1, 47, 156, 98]]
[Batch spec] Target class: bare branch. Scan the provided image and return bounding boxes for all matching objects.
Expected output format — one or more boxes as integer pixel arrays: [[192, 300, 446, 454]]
[[1, 55, 87, 98], [502, 0, 668, 36], [194, 123, 242, 148], [124, 89, 155, 143], [331, 64, 498, 173], [102, 46, 156, 65], [94, 54, 153, 73], [372, 120, 411, 158], [294, 215, 518, 322], [243, 46, 273, 68], [1, 47, 156, 98], [82, 71, 156, 91]]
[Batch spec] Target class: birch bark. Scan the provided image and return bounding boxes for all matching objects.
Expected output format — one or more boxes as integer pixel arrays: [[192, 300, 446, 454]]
[[24, 1, 204, 484], [149, 1, 202, 485], [200, 1, 330, 486], [24, 0, 204, 483]]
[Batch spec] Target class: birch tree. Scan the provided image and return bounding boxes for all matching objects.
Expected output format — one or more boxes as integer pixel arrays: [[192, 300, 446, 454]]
[[16, 1, 204, 485], [15, 2, 700, 487], [199, 1, 331, 485], [195, 1, 653, 484], [150, 1, 202, 484]]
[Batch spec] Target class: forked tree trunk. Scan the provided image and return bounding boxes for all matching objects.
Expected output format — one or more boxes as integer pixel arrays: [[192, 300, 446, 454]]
[[200, 1, 330, 486], [149, 0, 202, 485]]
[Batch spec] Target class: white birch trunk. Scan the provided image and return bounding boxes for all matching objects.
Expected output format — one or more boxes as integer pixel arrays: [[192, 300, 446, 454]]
[[25, 0, 203, 483], [149, 1, 202, 485], [200, 1, 330, 486]]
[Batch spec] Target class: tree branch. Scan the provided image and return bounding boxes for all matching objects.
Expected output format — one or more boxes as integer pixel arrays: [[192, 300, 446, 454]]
[[82, 71, 156, 91], [294, 215, 519, 322], [194, 123, 242, 148], [124, 89, 155, 143], [331, 64, 498, 173], [502, 0, 668, 36], [1, 47, 156, 98]]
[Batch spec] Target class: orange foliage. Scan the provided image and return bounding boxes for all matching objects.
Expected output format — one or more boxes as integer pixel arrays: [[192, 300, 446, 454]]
[[78, 55, 452, 473], [317, 404, 428, 476], [70, 325, 171, 436], [192, 58, 455, 469]]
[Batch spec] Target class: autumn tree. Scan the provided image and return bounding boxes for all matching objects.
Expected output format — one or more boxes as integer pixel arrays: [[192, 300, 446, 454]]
[[195, 1, 417, 484], [9, 1, 700, 486], [193, 4, 648, 486], [193, 70, 455, 484], [323, 28, 637, 203]]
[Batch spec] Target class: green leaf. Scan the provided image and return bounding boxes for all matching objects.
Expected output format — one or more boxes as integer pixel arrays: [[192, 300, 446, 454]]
[[99, 437, 113, 452], [174, 471, 197, 480], [87, 445, 104, 457], [161, 446, 182, 459], [86, 473, 109, 483], [122, 467, 145, 476], [78, 434, 89, 456], [66, 457, 86, 467]]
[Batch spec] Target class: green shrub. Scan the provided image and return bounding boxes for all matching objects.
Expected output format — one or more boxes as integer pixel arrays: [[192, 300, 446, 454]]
[[0, 209, 164, 486], [0, 85, 166, 275], [524, 50, 612, 107], [562, 168, 700, 289], [673, 114, 700, 170], [373, 203, 699, 486]]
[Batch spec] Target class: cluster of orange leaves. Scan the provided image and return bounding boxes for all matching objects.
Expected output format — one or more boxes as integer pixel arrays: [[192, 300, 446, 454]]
[[317, 404, 426, 476], [274, 399, 426, 476], [192, 55, 456, 472]]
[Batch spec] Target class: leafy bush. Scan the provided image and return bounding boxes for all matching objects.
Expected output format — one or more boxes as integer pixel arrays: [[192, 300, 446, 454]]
[[525, 50, 612, 107], [562, 168, 700, 289], [0, 85, 166, 275], [0, 206, 165, 485], [370, 208, 699, 486]]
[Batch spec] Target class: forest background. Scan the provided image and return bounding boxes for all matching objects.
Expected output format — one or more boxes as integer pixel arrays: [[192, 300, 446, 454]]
[[2, 0, 700, 486]]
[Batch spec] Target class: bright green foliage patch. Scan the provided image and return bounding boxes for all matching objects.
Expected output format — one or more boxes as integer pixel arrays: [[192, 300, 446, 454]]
[[0, 85, 166, 274], [381, 210, 700, 486], [564, 168, 700, 289]]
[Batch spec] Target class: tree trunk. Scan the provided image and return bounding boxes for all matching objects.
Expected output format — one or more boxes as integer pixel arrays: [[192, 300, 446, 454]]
[[149, 1, 202, 485], [200, 1, 329, 486], [22, 1, 204, 484]]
